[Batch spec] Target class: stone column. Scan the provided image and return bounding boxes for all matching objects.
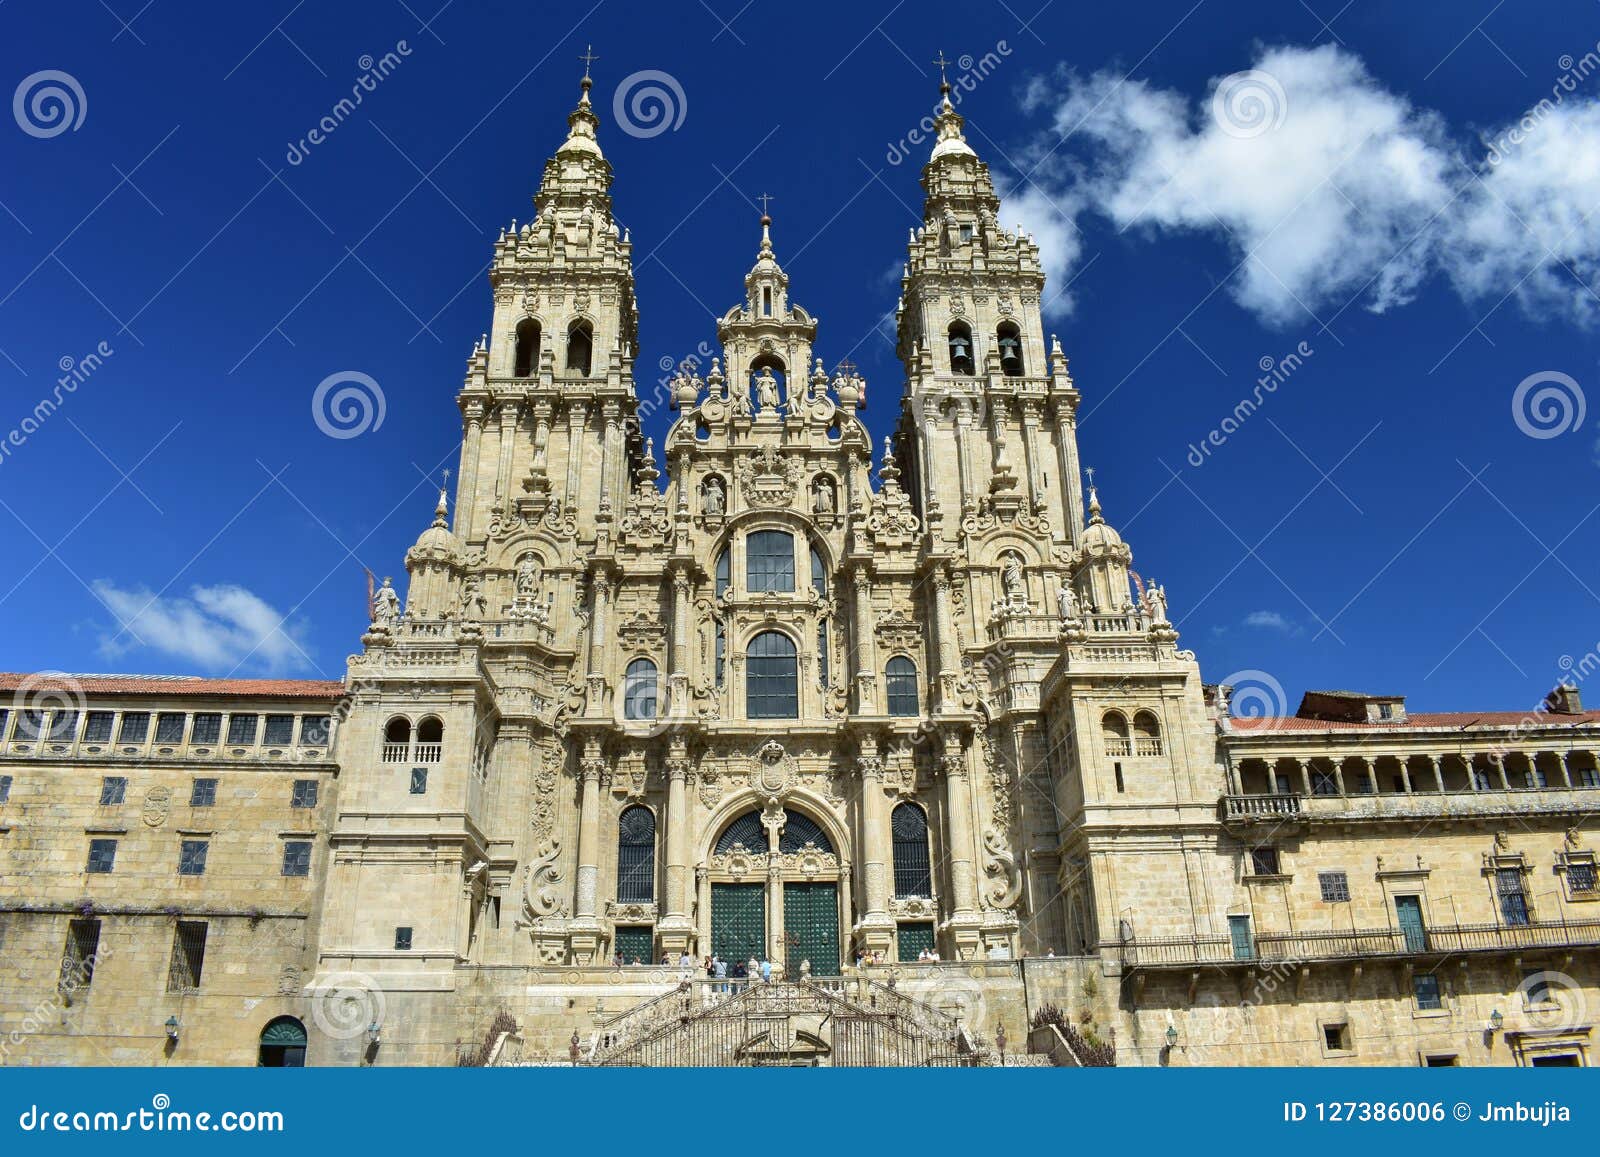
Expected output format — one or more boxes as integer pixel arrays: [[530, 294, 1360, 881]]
[[855, 738, 894, 954], [585, 572, 612, 716], [852, 566, 877, 713], [1020, 399, 1045, 510], [457, 399, 486, 540], [669, 566, 691, 716], [1490, 753, 1510, 790], [598, 400, 620, 516], [660, 744, 693, 956], [567, 743, 606, 963], [931, 567, 960, 713], [494, 401, 521, 506], [1054, 402, 1084, 543], [1398, 756, 1413, 794], [564, 401, 588, 505], [954, 399, 975, 511], [530, 401, 552, 475], [941, 733, 982, 960]]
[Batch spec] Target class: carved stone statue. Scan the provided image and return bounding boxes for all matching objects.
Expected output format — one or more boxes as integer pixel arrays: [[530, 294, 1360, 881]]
[[812, 475, 836, 515], [459, 573, 486, 619], [515, 554, 542, 598], [1145, 579, 1169, 623], [703, 475, 726, 516], [1001, 555, 1026, 603], [754, 366, 780, 413], [372, 576, 402, 627], [1056, 582, 1080, 621]]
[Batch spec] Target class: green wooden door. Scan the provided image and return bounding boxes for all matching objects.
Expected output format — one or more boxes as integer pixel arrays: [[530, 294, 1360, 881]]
[[1228, 914, 1254, 960], [712, 883, 766, 966], [1395, 895, 1427, 951], [614, 925, 653, 966], [783, 882, 840, 976], [897, 921, 935, 962]]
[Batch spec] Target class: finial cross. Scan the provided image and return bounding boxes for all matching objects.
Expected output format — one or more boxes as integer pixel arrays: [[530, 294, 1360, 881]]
[[932, 50, 952, 85], [579, 45, 599, 79], [1084, 465, 1096, 487], [834, 358, 857, 377], [757, 192, 774, 217]]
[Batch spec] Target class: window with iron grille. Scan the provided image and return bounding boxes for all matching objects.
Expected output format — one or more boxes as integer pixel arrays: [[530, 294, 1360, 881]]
[[178, 839, 208, 876], [0, 775, 11, 804], [291, 779, 318, 809], [1414, 973, 1442, 1010], [48, 710, 78, 741], [1249, 847, 1280, 876], [300, 715, 330, 745], [119, 712, 150, 742], [409, 768, 428, 794], [394, 926, 413, 950], [154, 712, 186, 743], [1568, 861, 1597, 895], [86, 838, 117, 874], [745, 530, 795, 592], [617, 805, 656, 903], [61, 918, 101, 994], [778, 810, 832, 853], [281, 841, 312, 877], [1318, 871, 1350, 902], [745, 631, 798, 719], [166, 921, 207, 992], [190, 778, 217, 807], [190, 713, 221, 744], [891, 803, 931, 898], [99, 777, 126, 805], [263, 714, 294, 745], [1311, 769, 1337, 795], [226, 714, 258, 745], [82, 711, 113, 742], [885, 656, 919, 716], [1497, 867, 1531, 925]]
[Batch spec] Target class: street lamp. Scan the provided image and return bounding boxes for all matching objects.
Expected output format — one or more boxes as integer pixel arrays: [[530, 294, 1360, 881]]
[[366, 1020, 382, 1048], [1166, 1023, 1180, 1048], [164, 1015, 180, 1043], [1488, 1009, 1504, 1032]]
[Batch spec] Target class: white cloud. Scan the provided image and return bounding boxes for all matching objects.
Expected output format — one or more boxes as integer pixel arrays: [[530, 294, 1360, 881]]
[[1012, 44, 1600, 327], [92, 581, 312, 674], [997, 179, 1087, 319], [1243, 610, 1297, 633]]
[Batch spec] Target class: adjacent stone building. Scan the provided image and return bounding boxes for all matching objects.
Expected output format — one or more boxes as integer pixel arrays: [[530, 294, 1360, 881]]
[[1, 73, 1595, 1067]]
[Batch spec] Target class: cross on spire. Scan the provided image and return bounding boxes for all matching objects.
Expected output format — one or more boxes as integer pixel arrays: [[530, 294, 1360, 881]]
[[834, 358, 857, 378], [578, 45, 599, 80], [932, 50, 952, 90], [757, 192, 774, 220], [1084, 465, 1096, 488]]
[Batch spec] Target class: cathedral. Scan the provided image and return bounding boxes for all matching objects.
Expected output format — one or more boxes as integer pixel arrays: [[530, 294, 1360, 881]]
[[1, 70, 1597, 1069]]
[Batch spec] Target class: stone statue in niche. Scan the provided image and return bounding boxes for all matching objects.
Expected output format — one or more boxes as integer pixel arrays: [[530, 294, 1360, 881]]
[[754, 366, 781, 413], [459, 573, 487, 620], [703, 475, 726, 516], [516, 554, 542, 598], [1056, 582, 1080, 622], [812, 475, 836, 515], [1001, 554, 1026, 603], [372, 577, 402, 627]]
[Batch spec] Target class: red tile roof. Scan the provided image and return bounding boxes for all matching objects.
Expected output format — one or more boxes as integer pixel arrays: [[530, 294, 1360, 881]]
[[1228, 710, 1600, 734], [0, 673, 345, 700]]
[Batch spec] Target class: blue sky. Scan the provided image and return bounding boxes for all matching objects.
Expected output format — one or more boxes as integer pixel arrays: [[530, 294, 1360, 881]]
[[2, 0, 1599, 715]]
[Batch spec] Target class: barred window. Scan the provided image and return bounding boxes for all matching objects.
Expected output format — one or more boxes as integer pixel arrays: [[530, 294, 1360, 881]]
[[190, 778, 217, 807], [1414, 973, 1442, 1011], [178, 839, 209, 876], [119, 712, 150, 742], [191, 713, 222, 744], [166, 921, 207, 993], [1569, 862, 1597, 894], [1318, 871, 1350, 902], [1249, 847, 1280, 876], [281, 841, 312, 877], [86, 838, 117, 874], [300, 715, 330, 745], [617, 805, 657, 903], [226, 714, 258, 745], [745, 631, 798, 719], [1311, 769, 1338, 796], [291, 780, 318, 809], [746, 530, 795, 593], [885, 656, 919, 717], [263, 714, 294, 745], [61, 919, 101, 995], [48, 710, 79, 741], [17, 709, 45, 740], [99, 777, 127, 805], [891, 803, 931, 898], [82, 711, 114, 742], [155, 712, 187, 743], [1497, 867, 1530, 926]]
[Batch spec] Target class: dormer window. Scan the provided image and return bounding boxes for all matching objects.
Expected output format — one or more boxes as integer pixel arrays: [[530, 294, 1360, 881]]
[[948, 322, 974, 375]]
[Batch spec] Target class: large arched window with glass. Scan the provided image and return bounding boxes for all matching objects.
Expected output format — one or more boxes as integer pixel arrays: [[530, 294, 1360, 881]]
[[623, 658, 658, 720], [616, 805, 656, 902], [885, 656, 919, 716], [892, 803, 932, 898], [746, 631, 799, 719], [513, 319, 540, 378], [746, 530, 795, 592]]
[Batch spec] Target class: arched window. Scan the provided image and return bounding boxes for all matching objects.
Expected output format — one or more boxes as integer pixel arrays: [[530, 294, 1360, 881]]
[[1101, 710, 1130, 757], [746, 631, 798, 719], [513, 319, 540, 378], [715, 621, 726, 687], [382, 717, 411, 762], [623, 658, 658, 720], [947, 321, 975, 375], [258, 1017, 307, 1067], [746, 530, 795, 592], [885, 656, 919, 717], [761, 286, 773, 317], [778, 809, 832, 853], [414, 716, 443, 763], [566, 320, 593, 377], [617, 805, 656, 902], [715, 809, 768, 853], [714, 807, 833, 855], [997, 321, 1024, 377], [892, 803, 931, 898], [810, 544, 827, 598], [715, 548, 730, 599], [1132, 710, 1163, 755]]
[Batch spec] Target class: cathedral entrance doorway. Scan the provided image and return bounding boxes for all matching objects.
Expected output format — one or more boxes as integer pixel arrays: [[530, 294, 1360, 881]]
[[783, 882, 839, 976], [711, 883, 765, 965]]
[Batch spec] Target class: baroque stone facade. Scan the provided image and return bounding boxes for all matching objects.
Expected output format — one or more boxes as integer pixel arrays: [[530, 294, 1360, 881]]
[[1, 74, 1597, 1068]]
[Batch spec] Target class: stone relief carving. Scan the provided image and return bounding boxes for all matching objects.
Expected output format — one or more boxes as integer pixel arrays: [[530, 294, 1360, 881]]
[[523, 837, 569, 922], [981, 827, 1021, 911]]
